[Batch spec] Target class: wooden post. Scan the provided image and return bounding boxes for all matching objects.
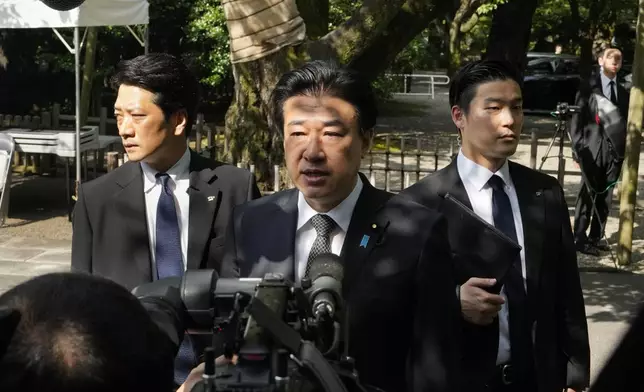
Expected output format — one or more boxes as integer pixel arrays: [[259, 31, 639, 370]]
[[53, 103, 60, 129], [273, 165, 280, 192], [617, 0, 644, 265], [41, 112, 52, 128], [385, 135, 391, 192], [433, 136, 440, 172], [107, 152, 119, 172], [530, 130, 538, 169], [195, 113, 204, 153], [416, 137, 422, 182], [400, 136, 405, 192]]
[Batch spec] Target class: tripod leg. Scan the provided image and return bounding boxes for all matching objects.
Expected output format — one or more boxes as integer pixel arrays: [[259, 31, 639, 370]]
[[538, 128, 560, 171]]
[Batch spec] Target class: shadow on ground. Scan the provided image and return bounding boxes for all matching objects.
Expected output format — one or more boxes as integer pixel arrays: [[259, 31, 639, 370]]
[[582, 272, 644, 323], [6, 174, 70, 224]]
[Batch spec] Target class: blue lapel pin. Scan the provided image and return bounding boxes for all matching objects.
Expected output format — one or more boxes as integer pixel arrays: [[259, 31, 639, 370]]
[[360, 235, 370, 248]]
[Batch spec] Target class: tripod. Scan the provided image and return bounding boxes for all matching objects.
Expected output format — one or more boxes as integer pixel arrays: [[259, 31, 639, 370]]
[[538, 103, 617, 266]]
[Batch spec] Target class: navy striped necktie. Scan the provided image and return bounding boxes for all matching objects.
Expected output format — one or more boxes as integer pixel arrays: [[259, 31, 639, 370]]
[[154, 172, 195, 385]]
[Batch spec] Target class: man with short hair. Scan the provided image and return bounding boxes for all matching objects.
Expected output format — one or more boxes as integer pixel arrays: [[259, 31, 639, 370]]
[[221, 60, 460, 392], [402, 60, 590, 392], [571, 47, 630, 255], [0, 272, 176, 392], [71, 53, 261, 384]]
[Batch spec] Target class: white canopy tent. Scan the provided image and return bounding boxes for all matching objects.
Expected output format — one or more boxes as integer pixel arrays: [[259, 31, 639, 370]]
[[0, 0, 149, 194]]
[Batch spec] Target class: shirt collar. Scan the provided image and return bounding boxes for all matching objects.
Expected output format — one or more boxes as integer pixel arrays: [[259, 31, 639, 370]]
[[141, 148, 191, 192], [296, 175, 363, 233], [456, 150, 513, 192], [601, 71, 616, 87]]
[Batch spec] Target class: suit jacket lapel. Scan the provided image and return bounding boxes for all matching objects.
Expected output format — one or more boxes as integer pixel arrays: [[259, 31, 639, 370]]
[[440, 159, 472, 210], [187, 151, 221, 269], [113, 162, 153, 280], [265, 189, 298, 279], [509, 162, 545, 302], [341, 175, 392, 292]]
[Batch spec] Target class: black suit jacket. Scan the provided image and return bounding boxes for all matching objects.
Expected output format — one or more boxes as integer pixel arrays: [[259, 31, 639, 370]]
[[400, 160, 590, 392], [221, 176, 460, 392], [71, 150, 261, 290], [571, 74, 630, 187]]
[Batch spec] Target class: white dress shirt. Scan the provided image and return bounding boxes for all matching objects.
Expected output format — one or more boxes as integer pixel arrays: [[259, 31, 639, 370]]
[[294, 176, 363, 283], [600, 71, 618, 102], [456, 152, 527, 365], [141, 148, 191, 271]]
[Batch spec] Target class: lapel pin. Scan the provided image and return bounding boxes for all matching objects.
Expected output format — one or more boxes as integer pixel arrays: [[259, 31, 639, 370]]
[[535, 191, 542, 197], [371, 223, 377, 229], [360, 235, 370, 248], [208, 196, 216, 202]]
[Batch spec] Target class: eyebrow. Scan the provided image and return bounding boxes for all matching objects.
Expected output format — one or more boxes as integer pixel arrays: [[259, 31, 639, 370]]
[[287, 119, 344, 127], [483, 97, 523, 105]]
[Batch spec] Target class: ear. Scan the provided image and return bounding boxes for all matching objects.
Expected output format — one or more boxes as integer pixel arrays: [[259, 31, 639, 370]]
[[361, 128, 374, 157], [171, 110, 188, 137], [451, 105, 466, 130]]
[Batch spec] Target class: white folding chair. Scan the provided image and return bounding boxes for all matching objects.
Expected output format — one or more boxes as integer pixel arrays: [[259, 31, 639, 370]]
[[0, 133, 15, 226]]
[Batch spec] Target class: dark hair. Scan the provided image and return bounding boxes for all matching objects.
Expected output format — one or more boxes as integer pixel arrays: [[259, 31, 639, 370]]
[[449, 59, 522, 113], [269, 60, 378, 135], [0, 273, 175, 392], [110, 53, 200, 138]]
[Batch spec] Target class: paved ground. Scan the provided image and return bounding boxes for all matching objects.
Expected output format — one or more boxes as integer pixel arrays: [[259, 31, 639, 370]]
[[2, 89, 644, 385]]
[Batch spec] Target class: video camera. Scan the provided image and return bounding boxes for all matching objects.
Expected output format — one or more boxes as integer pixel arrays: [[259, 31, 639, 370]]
[[552, 102, 581, 118], [132, 253, 380, 392]]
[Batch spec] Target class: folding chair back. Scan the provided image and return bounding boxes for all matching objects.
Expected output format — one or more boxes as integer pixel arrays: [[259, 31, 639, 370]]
[[0, 133, 15, 226]]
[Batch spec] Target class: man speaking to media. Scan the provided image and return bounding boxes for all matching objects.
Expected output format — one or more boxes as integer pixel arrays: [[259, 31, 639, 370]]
[[221, 60, 460, 392]]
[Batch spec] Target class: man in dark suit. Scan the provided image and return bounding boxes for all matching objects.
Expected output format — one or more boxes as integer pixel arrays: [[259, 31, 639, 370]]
[[221, 61, 460, 392], [71, 53, 260, 384], [401, 60, 590, 392], [570, 47, 630, 255]]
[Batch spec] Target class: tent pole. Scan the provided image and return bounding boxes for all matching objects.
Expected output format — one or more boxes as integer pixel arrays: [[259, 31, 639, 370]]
[[145, 25, 149, 54], [74, 26, 81, 199]]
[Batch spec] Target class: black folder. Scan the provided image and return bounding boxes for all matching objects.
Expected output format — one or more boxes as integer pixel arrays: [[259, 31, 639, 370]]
[[441, 193, 522, 292]]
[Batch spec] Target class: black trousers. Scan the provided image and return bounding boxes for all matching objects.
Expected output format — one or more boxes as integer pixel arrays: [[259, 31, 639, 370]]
[[573, 177, 613, 244]]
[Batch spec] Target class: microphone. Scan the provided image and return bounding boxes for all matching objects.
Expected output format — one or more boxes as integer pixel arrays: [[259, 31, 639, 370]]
[[304, 253, 344, 320]]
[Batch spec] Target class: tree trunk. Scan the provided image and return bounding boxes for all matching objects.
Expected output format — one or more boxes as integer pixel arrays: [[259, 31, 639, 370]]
[[485, 0, 539, 76], [448, 0, 481, 75], [296, 0, 328, 39], [80, 27, 98, 126], [224, 49, 305, 183], [616, 0, 644, 265], [222, 0, 439, 182]]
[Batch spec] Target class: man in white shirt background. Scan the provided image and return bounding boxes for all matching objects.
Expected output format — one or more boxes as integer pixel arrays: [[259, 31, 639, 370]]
[[70, 53, 261, 385], [571, 47, 630, 256], [403, 59, 590, 392]]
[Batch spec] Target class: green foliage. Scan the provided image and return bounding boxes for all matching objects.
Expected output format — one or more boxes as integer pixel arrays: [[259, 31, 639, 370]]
[[186, 0, 230, 87]]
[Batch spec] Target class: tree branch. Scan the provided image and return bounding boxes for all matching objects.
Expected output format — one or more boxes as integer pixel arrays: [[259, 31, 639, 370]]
[[306, 0, 436, 72]]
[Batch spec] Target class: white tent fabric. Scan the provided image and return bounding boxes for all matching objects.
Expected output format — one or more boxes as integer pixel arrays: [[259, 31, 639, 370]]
[[0, 0, 148, 29]]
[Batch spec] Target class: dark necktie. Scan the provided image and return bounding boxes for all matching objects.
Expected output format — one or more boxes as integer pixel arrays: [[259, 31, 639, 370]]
[[488, 175, 535, 381], [155, 173, 195, 385], [609, 80, 618, 105], [305, 214, 336, 278]]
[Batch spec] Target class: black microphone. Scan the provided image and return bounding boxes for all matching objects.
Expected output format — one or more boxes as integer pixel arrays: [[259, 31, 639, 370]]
[[305, 253, 344, 320]]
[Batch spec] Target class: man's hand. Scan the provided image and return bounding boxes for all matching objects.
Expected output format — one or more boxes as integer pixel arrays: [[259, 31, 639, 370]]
[[460, 277, 505, 325], [177, 356, 238, 392]]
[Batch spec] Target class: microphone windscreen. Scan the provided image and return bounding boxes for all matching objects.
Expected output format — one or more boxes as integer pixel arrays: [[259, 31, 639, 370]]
[[308, 253, 343, 282]]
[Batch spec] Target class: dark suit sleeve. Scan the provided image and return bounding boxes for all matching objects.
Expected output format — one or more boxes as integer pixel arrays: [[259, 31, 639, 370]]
[[220, 206, 241, 278], [554, 185, 590, 389], [71, 185, 92, 273], [246, 171, 262, 201], [570, 88, 590, 163], [408, 214, 461, 392]]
